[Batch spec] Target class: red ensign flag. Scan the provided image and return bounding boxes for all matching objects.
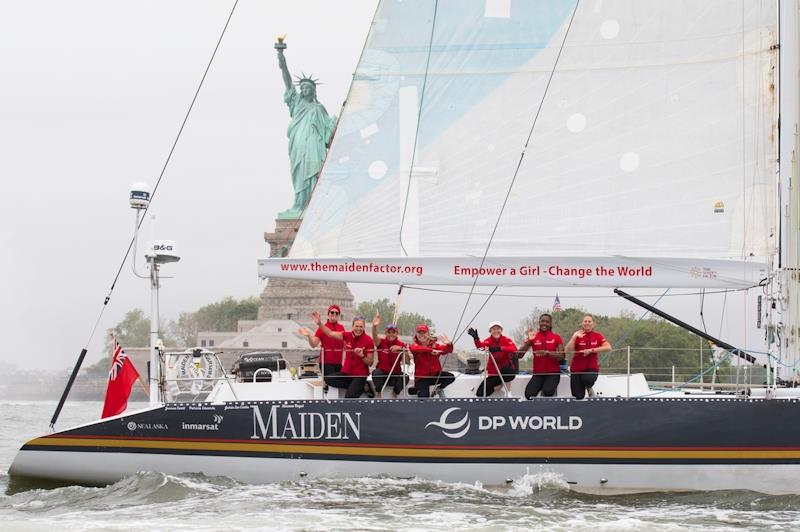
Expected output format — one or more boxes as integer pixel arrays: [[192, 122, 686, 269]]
[[101, 338, 140, 418]]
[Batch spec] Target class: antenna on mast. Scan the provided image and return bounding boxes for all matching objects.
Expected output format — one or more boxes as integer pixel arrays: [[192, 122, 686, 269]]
[[129, 182, 180, 404]]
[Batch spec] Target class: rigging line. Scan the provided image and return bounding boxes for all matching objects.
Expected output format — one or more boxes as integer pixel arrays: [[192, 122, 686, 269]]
[[680, 350, 735, 388], [398, 0, 439, 257], [51, 1, 238, 429], [433, 286, 498, 390], [718, 289, 728, 338], [83, 0, 239, 348], [450, 0, 582, 340], [455, 286, 498, 344], [402, 284, 753, 298]]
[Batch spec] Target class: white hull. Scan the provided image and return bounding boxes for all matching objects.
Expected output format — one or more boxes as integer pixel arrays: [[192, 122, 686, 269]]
[[13, 449, 800, 495]]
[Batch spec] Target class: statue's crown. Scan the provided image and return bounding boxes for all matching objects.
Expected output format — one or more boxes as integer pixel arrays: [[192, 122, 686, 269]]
[[294, 73, 320, 87]]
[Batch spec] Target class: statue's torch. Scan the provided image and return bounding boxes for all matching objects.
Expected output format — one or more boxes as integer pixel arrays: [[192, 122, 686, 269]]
[[275, 34, 287, 51]]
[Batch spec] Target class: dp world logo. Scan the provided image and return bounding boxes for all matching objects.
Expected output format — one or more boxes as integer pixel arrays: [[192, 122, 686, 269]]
[[425, 407, 471, 439]]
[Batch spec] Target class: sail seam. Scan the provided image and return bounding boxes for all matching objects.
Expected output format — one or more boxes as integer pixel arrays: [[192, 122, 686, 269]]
[[398, 0, 439, 257]]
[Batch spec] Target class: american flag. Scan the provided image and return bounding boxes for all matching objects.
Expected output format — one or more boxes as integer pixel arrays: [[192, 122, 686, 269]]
[[553, 294, 562, 312]]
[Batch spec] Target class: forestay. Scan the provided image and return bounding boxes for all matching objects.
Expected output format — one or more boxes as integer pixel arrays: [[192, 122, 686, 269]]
[[260, 0, 778, 288]]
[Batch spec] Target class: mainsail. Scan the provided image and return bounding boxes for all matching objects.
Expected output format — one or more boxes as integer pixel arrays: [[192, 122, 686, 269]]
[[260, 0, 778, 288]]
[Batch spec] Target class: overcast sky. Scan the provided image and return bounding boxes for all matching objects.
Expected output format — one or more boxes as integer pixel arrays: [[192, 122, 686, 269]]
[[1, 0, 767, 371]]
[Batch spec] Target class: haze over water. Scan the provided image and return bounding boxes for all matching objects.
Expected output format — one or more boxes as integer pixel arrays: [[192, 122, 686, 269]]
[[1, 401, 799, 531]]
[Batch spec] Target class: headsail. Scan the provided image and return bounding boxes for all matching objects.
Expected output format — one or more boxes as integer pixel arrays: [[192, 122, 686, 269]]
[[261, 0, 778, 288]]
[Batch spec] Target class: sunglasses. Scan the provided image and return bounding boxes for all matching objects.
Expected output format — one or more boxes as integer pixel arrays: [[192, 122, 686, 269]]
[[328, 311, 340, 315]]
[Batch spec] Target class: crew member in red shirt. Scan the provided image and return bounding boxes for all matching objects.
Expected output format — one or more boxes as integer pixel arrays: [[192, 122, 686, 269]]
[[298, 304, 345, 377], [371, 312, 409, 397], [409, 324, 454, 398], [313, 312, 375, 398], [467, 321, 519, 397], [565, 314, 611, 399], [521, 313, 565, 398]]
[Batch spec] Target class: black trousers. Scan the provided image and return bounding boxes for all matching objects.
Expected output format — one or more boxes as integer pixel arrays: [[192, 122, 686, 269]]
[[325, 373, 367, 398], [415, 373, 455, 398], [525, 374, 560, 399], [321, 363, 342, 377], [570, 371, 598, 399], [371, 369, 408, 395], [476, 366, 517, 397]]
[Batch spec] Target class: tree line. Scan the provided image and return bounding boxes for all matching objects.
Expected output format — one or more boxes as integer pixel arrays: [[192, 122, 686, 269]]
[[511, 307, 727, 382]]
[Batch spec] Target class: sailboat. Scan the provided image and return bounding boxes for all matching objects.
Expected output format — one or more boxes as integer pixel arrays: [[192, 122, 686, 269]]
[[9, 0, 800, 494]]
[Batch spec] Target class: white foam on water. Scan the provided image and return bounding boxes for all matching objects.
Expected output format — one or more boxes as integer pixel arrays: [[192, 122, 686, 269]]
[[507, 471, 571, 496]]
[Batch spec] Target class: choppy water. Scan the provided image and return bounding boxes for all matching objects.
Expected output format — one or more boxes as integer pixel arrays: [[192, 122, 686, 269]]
[[2, 401, 800, 531]]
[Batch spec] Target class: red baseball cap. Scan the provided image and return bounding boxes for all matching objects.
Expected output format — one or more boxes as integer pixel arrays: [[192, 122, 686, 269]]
[[327, 305, 341, 314], [416, 323, 429, 333]]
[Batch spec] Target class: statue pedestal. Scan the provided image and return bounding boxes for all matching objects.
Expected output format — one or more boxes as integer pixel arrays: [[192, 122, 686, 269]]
[[258, 218, 355, 329]]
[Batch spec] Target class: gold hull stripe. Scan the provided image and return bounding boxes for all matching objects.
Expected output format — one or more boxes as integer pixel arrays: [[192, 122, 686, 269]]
[[26, 437, 800, 460]]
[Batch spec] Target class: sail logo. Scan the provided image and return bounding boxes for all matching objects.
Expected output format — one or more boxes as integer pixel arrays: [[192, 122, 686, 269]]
[[213, 414, 224, 424], [426, 407, 471, 439], [251, 405, 361, 440], [689, 266, 718, 279]]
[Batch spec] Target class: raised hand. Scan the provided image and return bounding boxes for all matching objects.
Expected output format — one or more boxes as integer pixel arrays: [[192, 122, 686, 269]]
[[311, 310, 322, 326], [372, 312, 381, 327], [467, 327, 479, 341], [527, 328, 536, 342], [297, 327, 311, 337]]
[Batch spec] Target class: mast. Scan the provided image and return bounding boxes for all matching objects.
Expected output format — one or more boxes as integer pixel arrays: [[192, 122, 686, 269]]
[[778, 0, 800, 382]]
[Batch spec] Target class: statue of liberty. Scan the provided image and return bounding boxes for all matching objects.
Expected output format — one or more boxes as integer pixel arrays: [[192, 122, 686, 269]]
[[275, 37, 337, 219]]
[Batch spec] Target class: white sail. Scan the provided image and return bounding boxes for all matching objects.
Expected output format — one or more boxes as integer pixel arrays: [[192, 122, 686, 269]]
[[262, 0, 778, 287]]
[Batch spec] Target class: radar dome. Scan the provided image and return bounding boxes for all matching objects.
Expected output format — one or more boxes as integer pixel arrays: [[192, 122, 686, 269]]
[[130, 182, 151, 209]]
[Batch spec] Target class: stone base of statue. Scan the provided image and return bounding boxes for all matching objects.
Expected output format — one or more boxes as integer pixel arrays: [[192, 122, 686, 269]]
[[257, 217, 355, 330], [277, 206, 304, 220]]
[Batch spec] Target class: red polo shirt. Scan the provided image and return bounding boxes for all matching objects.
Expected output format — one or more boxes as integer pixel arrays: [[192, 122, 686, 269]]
[[474, 335, 518, 376], [570, 331, 606, 373], [341, 331, 375, 377], [530, 331, 563, 375], [315, 321, 345, 366], [410, 340, 453, 378], [376, 337, 407, 374]]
